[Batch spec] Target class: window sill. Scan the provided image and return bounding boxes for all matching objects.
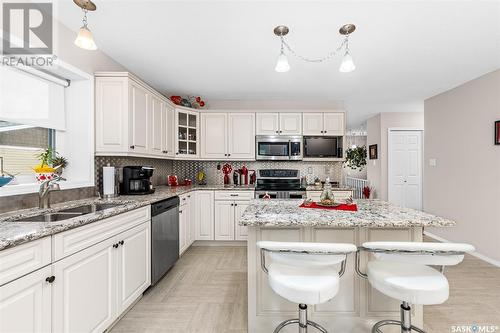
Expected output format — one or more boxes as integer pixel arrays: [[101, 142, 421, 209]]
[[0, 180, 94, 197]]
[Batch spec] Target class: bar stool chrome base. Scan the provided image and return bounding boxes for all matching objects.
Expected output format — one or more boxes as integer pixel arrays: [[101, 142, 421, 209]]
[[372, 302, 426, 333], [274, 304, 328, 333]]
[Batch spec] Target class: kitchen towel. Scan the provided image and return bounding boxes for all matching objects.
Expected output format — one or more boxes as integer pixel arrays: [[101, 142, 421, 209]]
[[299, 202, 358, 212]]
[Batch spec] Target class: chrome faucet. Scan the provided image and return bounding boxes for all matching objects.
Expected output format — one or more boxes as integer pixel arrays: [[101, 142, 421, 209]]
[[38, 176, 66, 209]]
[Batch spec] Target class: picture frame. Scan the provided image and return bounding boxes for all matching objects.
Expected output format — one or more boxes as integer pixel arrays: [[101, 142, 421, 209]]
[[369, 144, 378, 159], [495, 121, 500, 145]]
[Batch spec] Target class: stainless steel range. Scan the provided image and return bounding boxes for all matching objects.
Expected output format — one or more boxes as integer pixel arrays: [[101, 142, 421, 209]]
[[254, 169, 306, 199]]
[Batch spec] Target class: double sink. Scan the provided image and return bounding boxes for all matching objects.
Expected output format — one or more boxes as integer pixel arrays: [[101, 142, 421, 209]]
[[18, 203, 124, 223]]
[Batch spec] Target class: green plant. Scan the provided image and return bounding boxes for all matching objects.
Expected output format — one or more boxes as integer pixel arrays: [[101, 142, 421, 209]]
[[52, 155, 68, 169], [37, 147, 55, 166], [344, 145, 367, 171]]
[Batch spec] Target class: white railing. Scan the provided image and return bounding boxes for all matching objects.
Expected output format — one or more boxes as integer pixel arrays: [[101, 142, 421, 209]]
[[345, 177, 369, 199]]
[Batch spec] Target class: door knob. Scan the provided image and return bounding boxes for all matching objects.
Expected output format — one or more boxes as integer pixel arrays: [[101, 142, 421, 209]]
[[119, 240, 124, 246], [45, 276, 55, 283]]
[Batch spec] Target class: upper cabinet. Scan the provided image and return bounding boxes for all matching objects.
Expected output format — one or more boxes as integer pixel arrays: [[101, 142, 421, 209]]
[[303, 112, 345, 136], [256, 112, 302, 135], [200, 113, 255, 160], [95, 72, 176, 158], [175, 108, 199, 158]]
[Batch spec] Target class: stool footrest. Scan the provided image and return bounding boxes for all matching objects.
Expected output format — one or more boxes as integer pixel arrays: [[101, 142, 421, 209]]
[[372, 319, 426, 333]]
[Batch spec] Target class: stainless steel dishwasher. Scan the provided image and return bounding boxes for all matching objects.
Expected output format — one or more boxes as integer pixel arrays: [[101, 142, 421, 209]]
[[151, 196, 180, 285]]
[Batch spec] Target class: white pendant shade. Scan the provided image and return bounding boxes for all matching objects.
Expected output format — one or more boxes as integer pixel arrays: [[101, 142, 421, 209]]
[[339, 51, 355, 73], [74, 26, 98, 50], [275, 52, 290, 72]]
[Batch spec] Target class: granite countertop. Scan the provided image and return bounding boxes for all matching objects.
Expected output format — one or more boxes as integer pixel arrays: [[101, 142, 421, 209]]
[[306, 185, 354, 191], [0, 184, 255, 251], [239, 199, 456, 228]]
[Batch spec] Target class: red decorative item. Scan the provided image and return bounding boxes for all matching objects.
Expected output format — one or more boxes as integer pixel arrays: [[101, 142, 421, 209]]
[[222, 164, 232, 185], [362, 186, 371, 199], [299, 202, 358, 212], [168, 175, 178, 186], [184, 179, 192, 186], [170, 96, 182, 105], [240, 165, 249, 185]]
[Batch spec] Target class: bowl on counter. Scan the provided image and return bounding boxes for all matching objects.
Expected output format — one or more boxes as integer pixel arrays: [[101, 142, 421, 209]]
[[0, 176, 13, 187]]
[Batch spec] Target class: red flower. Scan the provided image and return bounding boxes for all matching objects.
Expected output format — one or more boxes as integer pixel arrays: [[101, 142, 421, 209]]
[[195, 96, 201, 103], [199, 101, 205, 107]]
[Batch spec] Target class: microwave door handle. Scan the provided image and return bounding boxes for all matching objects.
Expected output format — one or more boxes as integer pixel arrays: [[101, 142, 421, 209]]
[[288, 140, 292, 160]]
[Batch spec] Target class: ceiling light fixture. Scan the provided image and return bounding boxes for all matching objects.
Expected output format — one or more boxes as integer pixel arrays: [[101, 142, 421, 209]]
[[73, 0, 98, 51], [273, 23, 356, 73]]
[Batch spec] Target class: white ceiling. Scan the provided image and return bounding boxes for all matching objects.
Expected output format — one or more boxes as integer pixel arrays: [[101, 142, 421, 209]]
[[55, 0, 500, 128]]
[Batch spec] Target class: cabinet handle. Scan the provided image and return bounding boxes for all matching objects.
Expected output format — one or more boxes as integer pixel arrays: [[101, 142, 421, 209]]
[[234, 203, 238, 206], [119, 240, 124, 246], [113, 243, 119, 248], [130, 145, 135, 149], [45, 276, 55, 283], [228, 154, 231, 156], [187, 195, 191, 198], [275, 130, 279, 134], [279, 131, 283, 133], [324, 131, 327, 133], [230, 194, 238, 197], [179, 210, 183, 214], [224, 154, 227, 156]]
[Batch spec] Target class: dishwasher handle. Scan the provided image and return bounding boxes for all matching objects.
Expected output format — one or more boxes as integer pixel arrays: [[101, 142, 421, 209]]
[[151, 196, 180, 216]]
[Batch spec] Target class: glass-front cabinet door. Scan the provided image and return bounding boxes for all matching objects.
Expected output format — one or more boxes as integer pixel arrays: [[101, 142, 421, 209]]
[[175, 108, 199, 157]]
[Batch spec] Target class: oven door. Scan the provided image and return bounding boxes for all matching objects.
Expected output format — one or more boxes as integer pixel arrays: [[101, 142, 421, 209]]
[[256, 136, 290, 160]]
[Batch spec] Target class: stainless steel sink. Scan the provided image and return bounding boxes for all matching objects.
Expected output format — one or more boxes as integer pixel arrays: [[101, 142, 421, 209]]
[[59, 203, 124, 214], [19, 212, 83, 222]]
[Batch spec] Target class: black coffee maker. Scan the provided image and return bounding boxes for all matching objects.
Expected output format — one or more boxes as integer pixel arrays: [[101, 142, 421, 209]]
[[121, 166, 155, 195]]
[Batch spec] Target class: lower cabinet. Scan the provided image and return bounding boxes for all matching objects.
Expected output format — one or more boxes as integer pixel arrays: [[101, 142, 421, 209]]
[[214, 198, 250, 241], [179, 193, 196, 255], [195, 191, 215, 240], [52, 221, 151, 333], [0, 266, 52, 333]]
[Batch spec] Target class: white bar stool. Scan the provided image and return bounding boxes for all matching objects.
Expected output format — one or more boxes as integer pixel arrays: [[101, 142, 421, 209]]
[[257, 241, 357, 333], [355, 241, 475, 333]]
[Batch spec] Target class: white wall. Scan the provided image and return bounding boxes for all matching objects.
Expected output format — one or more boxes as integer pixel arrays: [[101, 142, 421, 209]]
[[366, 112, 424, 200], [424, 69, 500, 264]]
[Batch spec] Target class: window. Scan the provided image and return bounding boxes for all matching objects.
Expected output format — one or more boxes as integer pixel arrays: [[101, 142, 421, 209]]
[[0, 121, 55, 182]]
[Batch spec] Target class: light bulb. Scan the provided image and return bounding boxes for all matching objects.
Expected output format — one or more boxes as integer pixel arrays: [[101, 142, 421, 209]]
[[275, 52, 290, 72], [339, 51, 355, 73], [74, 26, 97, 50]]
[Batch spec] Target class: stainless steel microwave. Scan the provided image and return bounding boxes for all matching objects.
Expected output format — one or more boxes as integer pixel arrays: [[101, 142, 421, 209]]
[[256, 136, 302, 161], [303, 136, 343, 158]]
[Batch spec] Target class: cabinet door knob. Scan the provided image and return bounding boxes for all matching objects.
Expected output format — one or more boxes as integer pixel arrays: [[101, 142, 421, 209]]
[[130, 145, 135, 149], [235, 203, 238, 206], [228, 154, 231, 156], [113, 243, 119, 248], [324, 131, 327, 133], [119, 240, 124, 246], [179, 210, 182, 214], [45, 276, 55, 283]]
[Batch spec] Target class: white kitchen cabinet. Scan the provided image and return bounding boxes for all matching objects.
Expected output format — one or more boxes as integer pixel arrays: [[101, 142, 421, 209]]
[[234, 202, 250, 241], [179, 206, 188, 255], [214, 200, 235, 240], [52, 234, 116, 333], [200, 113, 227, 159], [150, 94, 163, 156], [200, 113, 255, 160], [116, 222, 151, 314], [257, 113, 302, 135], [0, 266, 52, 333], [188, 193, 196, 245], [176, 107, 199, 158], [279, 113, 302, 135], [256, 113, 280, 135], [195, 191, 215, 240], [179, 193, 195, 255], [302, 112, 345, 136], [228, 113, 255, 160], [95, 72, 176, 158]]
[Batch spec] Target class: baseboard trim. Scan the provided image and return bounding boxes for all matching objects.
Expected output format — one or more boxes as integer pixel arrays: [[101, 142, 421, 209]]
[[192, 240, 247, 247], [424, 231, 500, 268]]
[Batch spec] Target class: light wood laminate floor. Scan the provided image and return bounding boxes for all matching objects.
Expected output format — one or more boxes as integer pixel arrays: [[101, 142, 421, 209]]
[[111, 246, 500, 333]]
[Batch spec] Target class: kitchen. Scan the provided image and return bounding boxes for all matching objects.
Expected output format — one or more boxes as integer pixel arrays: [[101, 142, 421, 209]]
[[0, 1, 499, 333]]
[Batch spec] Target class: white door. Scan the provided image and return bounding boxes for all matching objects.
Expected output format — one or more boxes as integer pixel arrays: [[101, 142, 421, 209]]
[[214, 201, 235, 240], [129, 83, 149, 153], [188, 194, 196, 245], [388, 130, 423, 210], [116, 222, 151, 314], [163, 103, 175, 157], [279, 113, 302, 135], [234, 201, 250, 241], [179, 207, 188, 254], [150, 96, 163, 155], [0, 266, 52, 333], [52, 237, 116, 333], [323, 113, 345, 136], [228, 113, 255, 159], [200, 113, 227, 159], [256, 113, 279, 135], [195, 191, 215, 241], [302, 113, 324, 135]]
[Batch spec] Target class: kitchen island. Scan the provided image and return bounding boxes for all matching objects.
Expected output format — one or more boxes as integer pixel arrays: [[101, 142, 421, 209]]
[[239, 199, 456, 333]]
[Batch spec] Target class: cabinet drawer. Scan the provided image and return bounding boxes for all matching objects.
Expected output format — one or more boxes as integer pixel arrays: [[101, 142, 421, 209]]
[[53, 207, 150, 261], [0, 237, 51, 286], [179, 192, 193, 206], [214, 191, 254, 201]]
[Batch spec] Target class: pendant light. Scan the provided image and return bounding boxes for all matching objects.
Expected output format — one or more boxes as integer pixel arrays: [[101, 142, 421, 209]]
[[73, 0, 97, 51], [272, 23, 356, 73]]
